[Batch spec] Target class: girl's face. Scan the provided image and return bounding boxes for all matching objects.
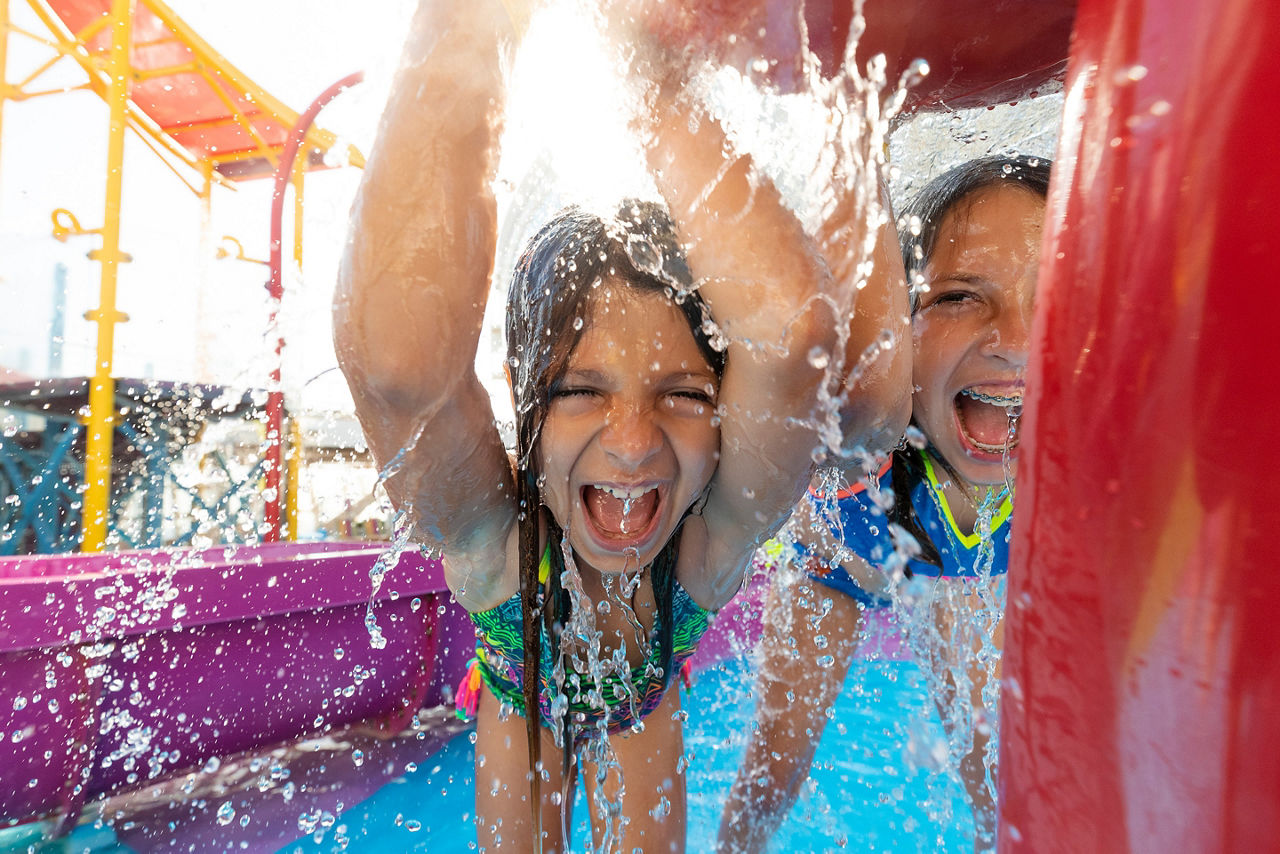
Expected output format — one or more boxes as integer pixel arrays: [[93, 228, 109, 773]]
[[912, 184, 1043, 488], [537, 284, 721, 573]]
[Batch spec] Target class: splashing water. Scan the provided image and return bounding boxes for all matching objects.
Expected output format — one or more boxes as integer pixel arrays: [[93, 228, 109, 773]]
[[362, 509, 419, 651], [528, 518, 667, 852], [794, 446, 1010, 847], [886, 477, 1008, 849], [505, 0, 930, 848]]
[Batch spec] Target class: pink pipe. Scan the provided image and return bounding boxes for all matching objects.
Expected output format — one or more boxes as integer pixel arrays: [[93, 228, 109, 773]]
[[264, 72, 365, 542]]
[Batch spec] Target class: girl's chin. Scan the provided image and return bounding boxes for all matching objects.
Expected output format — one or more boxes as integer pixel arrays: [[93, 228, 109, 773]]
[[953, 452, 1017, 489]]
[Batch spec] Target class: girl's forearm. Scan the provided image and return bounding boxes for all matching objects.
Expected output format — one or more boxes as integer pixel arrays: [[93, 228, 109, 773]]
[[641, 86, 835, 359]]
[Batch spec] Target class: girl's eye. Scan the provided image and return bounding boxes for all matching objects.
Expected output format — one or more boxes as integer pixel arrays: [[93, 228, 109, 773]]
[[552, 387, 599, 399], [929, 289, 981, 308], [664, 389, 716, 411]]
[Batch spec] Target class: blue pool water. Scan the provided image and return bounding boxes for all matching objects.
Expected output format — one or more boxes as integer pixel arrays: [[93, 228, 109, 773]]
[[3, 654, 975, 853], [278, 655, 974, 853]]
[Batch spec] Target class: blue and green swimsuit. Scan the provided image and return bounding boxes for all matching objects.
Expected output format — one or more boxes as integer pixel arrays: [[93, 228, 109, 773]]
[[455, 547, 712, 737], [803, 452, 1012, 606]]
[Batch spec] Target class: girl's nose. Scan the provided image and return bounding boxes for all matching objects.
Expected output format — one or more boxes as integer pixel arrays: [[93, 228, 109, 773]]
[[982, 305, 1032, 366], [598, 407, 663, 470]]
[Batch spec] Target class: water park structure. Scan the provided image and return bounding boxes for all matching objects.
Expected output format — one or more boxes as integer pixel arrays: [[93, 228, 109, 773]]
[[0, 0, 363, 553], [0, 0, 1277, 851]]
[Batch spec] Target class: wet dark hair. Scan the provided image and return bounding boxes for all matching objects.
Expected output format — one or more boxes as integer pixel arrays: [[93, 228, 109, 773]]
[[504, 199, 726, 825], [891, 154, 1051, 570]]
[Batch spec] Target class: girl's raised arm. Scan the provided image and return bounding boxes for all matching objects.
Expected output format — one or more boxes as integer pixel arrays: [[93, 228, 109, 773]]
[[334, 0, 524, 609], [636, 83, 908, 606]]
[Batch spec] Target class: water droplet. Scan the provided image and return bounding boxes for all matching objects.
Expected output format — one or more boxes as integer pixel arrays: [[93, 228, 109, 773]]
[[216, 802, 236, 826], [807, 346, 830, 369]]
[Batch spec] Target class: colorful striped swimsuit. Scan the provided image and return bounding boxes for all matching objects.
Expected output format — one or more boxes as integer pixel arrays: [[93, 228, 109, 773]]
[[455, 547, 712, 737]]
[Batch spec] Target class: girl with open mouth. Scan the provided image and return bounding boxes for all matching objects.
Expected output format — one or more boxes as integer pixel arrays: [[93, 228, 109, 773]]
[[722, 154, 1050, 853], [333, 1, 908, 850]]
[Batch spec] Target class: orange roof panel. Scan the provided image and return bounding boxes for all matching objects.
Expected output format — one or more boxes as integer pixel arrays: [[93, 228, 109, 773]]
[[36, 0, 360, 181]]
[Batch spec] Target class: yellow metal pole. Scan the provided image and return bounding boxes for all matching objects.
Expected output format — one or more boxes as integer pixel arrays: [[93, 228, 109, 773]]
[[195, 158, 213, 381], [291, 154, 304, 266], [286, 416, 301, 541], [81, 0, 134, 551]]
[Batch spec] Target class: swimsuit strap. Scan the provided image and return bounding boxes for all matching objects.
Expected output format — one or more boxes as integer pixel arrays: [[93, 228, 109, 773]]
[[919, 450, 1013, 549]]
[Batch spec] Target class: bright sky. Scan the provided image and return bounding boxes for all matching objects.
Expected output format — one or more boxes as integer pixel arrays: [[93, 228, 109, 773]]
[[0, 0, 1061, 420]]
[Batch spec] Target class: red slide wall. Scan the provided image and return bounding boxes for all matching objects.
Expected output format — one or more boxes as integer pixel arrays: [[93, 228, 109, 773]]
[[1000, 0, 1280, 850]]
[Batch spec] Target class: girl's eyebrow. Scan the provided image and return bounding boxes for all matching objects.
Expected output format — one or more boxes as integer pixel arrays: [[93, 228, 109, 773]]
[[658, 370, 718, 386], [557, 368, 611, 386], [929, 271, 994, 287]]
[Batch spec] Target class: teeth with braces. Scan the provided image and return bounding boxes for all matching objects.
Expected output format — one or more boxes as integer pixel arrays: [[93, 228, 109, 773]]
[[960, 388, 1023, 408], [969, 436, 1016, 453]]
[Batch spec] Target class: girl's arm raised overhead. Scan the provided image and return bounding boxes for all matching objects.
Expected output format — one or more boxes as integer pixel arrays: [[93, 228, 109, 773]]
[[333, 0, 525, 610], [636, 86, 847, 606], [814, 174, 912, 462]]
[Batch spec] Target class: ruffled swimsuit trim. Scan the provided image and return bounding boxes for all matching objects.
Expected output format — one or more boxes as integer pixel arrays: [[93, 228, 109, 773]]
[[455, 547, 711, 737]]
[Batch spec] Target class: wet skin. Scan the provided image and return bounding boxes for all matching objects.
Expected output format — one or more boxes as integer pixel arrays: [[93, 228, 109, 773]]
[[537, 284, 721, 577], [718, 182, 1046, 853], [911, 183, 1043, 499]]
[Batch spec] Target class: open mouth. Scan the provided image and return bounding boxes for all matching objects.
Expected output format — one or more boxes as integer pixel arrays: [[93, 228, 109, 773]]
[[580, 483, 663, 549], [955, 387, 1023, 456]]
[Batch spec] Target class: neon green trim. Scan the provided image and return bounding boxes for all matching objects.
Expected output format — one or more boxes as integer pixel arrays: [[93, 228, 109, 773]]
[[539, 544, 551, 585], [920, 452, 1013, 549], [761, 538, 787, 564]]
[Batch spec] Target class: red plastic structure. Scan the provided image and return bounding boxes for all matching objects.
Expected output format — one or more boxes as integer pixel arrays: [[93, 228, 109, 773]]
[[1000, 0, 1280, 850]]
